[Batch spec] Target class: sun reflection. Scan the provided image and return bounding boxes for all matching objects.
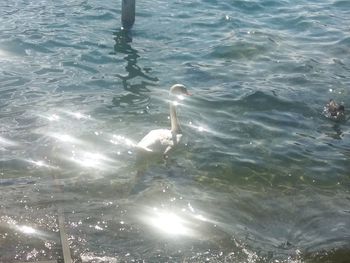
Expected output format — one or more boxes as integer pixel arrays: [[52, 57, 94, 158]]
[[39, 113, 60, 122], [11, 224, 51, 240], [193, 214, 208, 222], [0, 49, 12, 60], [49, 133, 81, 144], [188, 122, 209, 133], [69, 150, 115, 170], [186, 121, 233, 140], [141, 207, 195, 237], [40, 109, 92, 122], [3, 217, 51, 241], [165, 98, 186, 107], [48, 114, 60, 121], [0, 136, 18, 147], [17, 225, 36, 235], [177, 94, 185, 101], [150, 209, 189, 235], [32, 160, 45, 166], [110, 134, 136, 147], [26, 159, 57, 169], [60, 110, 91, 120], [71, 152, 104, 168]]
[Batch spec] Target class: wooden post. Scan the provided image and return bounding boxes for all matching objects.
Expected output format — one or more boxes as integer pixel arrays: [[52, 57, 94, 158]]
[[121, 0, 135, 30]]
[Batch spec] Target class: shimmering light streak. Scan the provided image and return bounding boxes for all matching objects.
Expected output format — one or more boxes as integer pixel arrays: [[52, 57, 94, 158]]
[[187, 122, 212, 133], [60, 110, 91, 120], [0, 136, 18, 147], [10, 224, 51, 240], [40, 110, 92, 122], [0, 49, 12, 60], [48, 114, 60, 121], [69, 150, 116, 170], [193, 214, 208, 222], [27, 159, 57, 169], [17, 225, 36, 235], [39, 113, 60, 121], [141, 207, 195, 237], [71, 152, 104, 168], [177, 94, 185, 101], [49, 133, 80, 144], [110, 135, 136, 147], [149, 209, 189, 235]]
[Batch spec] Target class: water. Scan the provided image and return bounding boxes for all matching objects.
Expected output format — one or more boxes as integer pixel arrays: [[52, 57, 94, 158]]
[[1, 0, 350, 262]]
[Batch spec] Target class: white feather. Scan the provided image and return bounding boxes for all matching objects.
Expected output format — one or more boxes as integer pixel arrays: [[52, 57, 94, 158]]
[[136, 84, 189, 156], [137, 129, 182, 153]]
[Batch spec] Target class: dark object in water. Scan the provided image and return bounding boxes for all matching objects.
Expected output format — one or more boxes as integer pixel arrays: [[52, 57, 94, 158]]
[[121, 0, 135, 30], [324, 99, 345, 120], [0, 177, 36, 186]]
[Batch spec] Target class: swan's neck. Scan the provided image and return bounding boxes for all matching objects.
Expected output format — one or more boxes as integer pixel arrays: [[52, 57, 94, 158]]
[[170, 102, 181, 133]]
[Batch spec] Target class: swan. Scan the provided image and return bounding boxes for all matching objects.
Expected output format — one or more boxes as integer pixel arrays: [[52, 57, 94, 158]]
[[136, 84, 191, 157]]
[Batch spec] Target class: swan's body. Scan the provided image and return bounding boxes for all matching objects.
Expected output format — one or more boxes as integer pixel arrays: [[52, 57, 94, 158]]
[[136, 84, 190, 156], [137, 129, 182, 154]]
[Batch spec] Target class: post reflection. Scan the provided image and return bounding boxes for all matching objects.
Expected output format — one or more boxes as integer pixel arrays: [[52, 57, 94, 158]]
[[113, 29, 158, 93], [331, 124, 343, 140]]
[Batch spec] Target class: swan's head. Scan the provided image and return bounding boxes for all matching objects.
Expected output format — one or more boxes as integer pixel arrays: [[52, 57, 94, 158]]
[[169, 84, 191, 96]]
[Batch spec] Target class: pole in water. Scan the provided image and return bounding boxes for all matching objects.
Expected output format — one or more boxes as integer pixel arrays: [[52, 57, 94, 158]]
[[121, 0, 135, 30]]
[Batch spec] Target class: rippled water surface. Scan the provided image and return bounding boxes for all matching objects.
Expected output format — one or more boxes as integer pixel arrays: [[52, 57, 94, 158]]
[[1, 0, 350, 262]]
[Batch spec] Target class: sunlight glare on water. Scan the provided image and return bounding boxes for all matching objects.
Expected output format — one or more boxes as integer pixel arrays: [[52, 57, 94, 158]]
[[50, 133, 80, 144], [70, 150, 115, 170], [1, 0, 350, 262], [0, 136, 18, 147], [17, 225, 36, 235], [142, 207, 194, 237], [26, 159, 56, 169]]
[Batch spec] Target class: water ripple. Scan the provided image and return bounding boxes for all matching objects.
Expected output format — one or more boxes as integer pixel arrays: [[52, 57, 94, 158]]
[[1, 0, 350, 262]]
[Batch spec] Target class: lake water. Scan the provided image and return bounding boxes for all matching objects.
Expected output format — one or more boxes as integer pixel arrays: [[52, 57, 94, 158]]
[[1, 0, 350, 262]]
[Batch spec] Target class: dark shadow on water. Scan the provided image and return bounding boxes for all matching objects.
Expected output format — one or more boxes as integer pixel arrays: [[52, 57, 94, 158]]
[[331, 124, 343, 140], [322, 123, 344, 140], [113, 29, 158, 94], [241, 90, 312, 114], [322, 111, 347, 140]]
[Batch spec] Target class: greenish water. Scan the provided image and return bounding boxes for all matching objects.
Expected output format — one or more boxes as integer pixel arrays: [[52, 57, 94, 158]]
[[1, 0, 350, 262]]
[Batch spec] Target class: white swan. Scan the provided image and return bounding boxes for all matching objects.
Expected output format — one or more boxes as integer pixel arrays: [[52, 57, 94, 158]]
[[136, 84, 191, 156]]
